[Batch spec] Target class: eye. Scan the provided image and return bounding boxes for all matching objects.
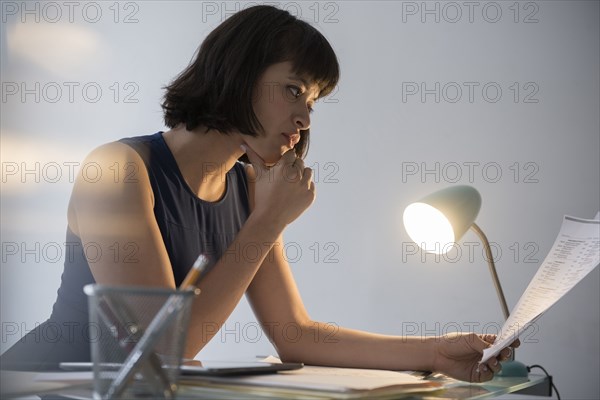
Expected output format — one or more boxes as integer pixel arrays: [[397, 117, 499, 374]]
[[288, 84, 315, 113], [287, 85, 302, 98]]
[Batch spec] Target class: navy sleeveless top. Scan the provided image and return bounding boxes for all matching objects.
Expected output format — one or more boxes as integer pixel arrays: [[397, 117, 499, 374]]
[[1, 132, 250, 370]]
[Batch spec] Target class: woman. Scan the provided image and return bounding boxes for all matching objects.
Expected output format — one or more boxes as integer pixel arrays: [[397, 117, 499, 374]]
[[1, 5, 515, 382]]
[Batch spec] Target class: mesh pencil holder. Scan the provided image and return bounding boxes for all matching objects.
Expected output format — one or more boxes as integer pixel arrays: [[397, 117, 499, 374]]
[[84, 284, 197, 399]]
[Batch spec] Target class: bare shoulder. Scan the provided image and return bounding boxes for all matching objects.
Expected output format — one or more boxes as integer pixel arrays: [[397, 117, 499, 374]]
[[82, 140, 146, 170], [70, 141, 151, 198], [68, 140, 153, 233]]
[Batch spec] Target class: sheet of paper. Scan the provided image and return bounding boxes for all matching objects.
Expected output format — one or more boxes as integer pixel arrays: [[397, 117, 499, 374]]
[[482, 214, 600, 363], [258, 355, 283, 364], [254, 366, 427, 390]]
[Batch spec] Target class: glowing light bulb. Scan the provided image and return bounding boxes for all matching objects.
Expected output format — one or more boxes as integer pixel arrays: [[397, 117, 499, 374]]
[[403, 202, 455, 254]]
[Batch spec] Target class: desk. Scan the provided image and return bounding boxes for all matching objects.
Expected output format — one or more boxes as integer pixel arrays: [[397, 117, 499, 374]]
[[420, 374, 552, 399], [1, 371, 552, 399]]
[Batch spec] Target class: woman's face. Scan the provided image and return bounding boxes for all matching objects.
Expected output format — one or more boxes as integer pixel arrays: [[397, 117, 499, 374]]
[[242, 61, 319, 165]]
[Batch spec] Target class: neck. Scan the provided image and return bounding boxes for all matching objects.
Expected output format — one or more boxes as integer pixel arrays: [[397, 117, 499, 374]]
[[162, 125, 245, 201]]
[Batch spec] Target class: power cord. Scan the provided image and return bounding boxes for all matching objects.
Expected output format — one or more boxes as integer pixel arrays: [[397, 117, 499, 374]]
[[527, 364, 560, 400]]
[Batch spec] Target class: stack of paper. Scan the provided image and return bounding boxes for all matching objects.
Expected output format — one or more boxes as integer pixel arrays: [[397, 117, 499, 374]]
[[180, 364, 441, 399]]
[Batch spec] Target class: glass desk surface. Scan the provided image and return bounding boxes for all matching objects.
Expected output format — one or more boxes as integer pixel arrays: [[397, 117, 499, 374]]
[[0, 370, 551, 400]]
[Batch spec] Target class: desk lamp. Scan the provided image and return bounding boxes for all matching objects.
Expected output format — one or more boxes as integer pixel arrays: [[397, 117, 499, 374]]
[[402, 185, 528, 377]]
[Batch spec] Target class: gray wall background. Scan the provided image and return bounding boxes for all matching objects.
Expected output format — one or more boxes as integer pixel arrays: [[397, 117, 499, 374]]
[[1, 1, 598, 399]]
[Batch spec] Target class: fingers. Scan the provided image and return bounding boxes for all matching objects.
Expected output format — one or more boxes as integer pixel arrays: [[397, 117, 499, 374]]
[[243, 144, 312, 188], [301, 167, 314, 189], [498, 346, 513, 361], [487, 357, 502, 374], [279, 148, 297, 166], [280, 151, 307, 182], [468, 335, 500, 382], [473, 355, 503, 383], [500, 348, 511, 361], [293, 157, 305, 171], [470, 334, 494, 354], [474, 361, 497, 383], [480, 334, 497, 345]]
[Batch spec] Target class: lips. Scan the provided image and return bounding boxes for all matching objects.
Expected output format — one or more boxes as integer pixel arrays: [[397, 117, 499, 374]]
[[281, 132, 300, 147]]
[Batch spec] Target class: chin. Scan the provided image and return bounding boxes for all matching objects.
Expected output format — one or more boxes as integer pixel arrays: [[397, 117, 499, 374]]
[[263, 148, 289, 164], [246, 142, 290, 166]]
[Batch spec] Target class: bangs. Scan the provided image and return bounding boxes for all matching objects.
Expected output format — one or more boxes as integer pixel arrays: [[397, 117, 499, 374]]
[[270, 23, 340, 99]]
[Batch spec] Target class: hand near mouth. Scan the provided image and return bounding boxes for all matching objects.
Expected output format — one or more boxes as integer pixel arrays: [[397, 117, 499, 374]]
[[241, 143, 315, 229]]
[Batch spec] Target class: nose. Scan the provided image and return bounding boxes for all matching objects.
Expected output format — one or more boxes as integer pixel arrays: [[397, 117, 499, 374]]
[[294, 105, 311, 130]]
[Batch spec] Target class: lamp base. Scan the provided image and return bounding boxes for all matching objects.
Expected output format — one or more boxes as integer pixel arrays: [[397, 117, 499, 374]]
[[497, 360, 529, 377]]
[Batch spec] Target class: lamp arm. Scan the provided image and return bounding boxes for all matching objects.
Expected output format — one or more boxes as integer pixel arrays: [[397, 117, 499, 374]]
[[469, 223, 511, 321], [471, 223, 520, 365]]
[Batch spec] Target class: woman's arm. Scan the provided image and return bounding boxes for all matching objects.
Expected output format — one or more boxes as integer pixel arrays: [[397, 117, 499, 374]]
[[246, 235, 514, 382], [69, 143, 314, 358], [246, 237, 434, 371]]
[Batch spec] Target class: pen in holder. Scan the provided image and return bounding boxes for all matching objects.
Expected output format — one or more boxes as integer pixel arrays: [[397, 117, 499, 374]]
[[84, 254, 208, 399]]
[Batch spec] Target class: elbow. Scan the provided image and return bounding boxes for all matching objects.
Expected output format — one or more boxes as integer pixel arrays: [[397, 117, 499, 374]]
[[275, 344, 305, 364], [269, 319, 315, 363]]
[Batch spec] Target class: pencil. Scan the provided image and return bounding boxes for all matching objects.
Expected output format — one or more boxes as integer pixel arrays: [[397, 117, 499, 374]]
[[179, 254, 209, 290]]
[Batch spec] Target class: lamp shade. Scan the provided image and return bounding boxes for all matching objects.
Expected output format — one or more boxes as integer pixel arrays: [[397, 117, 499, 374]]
[[403, 185, 482, 254]]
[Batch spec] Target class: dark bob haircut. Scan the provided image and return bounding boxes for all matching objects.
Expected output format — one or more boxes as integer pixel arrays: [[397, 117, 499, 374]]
[[161, 5, 340, 160]]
